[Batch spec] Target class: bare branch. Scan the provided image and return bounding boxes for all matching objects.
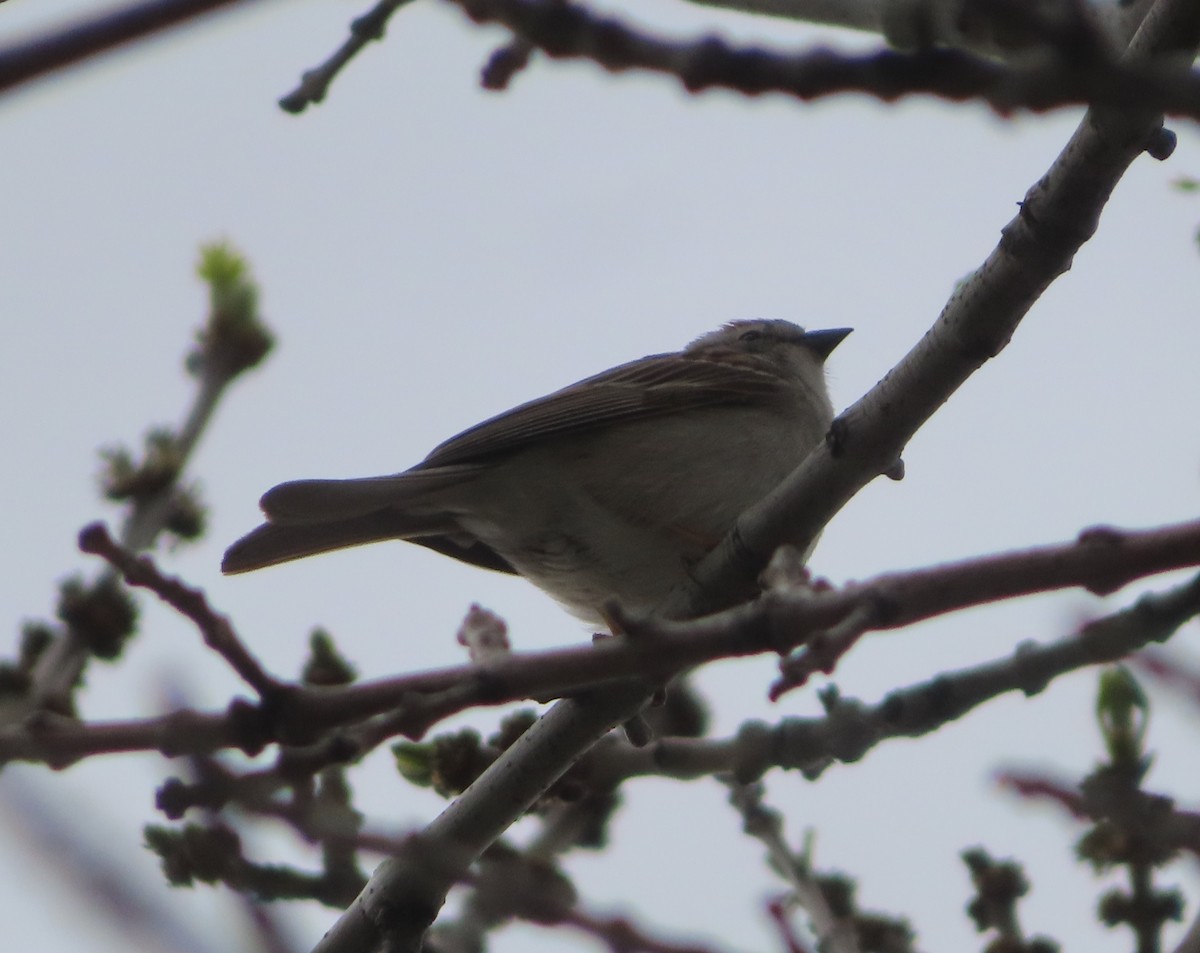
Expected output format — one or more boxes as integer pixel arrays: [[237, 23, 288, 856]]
[[667, 0, 1198, 621], [729, 782, 863, 953], [1172, 909, 1200, 953], [77, 523, 282, 698], [0, 0, 267, 99], [481, 35, 536, 89], [278, 0, 416, 113], [309, 513, 1200, 953], [5, 519, 1197, 769], [726, 782, 916, 953], [600, 571, 1200, 783], [449, 0, 1200, 119], [682, 0, 1158, 59]]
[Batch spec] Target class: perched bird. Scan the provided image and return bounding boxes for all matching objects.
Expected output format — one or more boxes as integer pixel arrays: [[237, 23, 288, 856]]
[[223, 320, 850, 626]]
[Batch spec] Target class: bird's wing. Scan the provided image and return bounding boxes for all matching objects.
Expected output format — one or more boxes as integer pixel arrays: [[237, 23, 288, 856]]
[[418, 350, 783, 468]]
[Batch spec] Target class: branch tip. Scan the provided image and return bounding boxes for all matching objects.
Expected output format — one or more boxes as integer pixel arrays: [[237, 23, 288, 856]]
[[77, 521, 112, 556]]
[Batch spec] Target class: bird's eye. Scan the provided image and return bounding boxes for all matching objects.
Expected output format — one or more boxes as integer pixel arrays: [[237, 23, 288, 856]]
[[739, 329, 763, 343]]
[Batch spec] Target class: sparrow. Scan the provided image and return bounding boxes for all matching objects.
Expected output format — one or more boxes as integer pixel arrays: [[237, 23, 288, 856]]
[[223, 320, 850, 626]]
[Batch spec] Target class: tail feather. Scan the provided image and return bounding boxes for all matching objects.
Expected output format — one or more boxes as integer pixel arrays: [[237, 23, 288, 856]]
[[221, 509, 451, 574], [260, 466, 483, 524]]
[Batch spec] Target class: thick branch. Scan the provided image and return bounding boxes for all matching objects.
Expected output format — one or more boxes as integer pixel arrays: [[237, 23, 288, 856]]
[[4, 518, 1197, 767], [683, 0, 1157, 59], [666, 0, 1198, 619], [452, 0, 1200, 119], [599, 571, 1200, 783]]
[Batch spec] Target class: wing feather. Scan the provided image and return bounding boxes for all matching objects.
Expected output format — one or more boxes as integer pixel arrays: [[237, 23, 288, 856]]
[[418, 350, 783, 468]]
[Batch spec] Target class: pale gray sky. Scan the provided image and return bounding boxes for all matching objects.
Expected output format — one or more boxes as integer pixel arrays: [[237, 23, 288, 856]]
[[3, 2, 1199, 952]]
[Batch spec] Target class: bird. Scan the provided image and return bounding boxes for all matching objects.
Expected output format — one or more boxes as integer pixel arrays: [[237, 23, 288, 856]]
[[222, 320, 850, 627]]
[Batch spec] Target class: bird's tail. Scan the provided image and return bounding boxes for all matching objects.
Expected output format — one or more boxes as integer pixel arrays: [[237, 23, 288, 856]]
[[222, 511, 443, 573], [258, 466, 481, 523], [221, 466, 482, 573]]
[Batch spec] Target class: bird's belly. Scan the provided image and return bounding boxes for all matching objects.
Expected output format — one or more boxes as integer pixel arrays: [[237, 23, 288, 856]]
[[451, 407, 820, 625], [460, 499, 705, 627]]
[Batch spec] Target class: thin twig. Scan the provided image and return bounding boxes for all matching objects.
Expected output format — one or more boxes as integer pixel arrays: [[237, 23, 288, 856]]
[[726, 781, 863, 953], [78, 523, 282, 697], [278, 0, 415, 113], [481, 35, 535, 89], [770, 602, 878, 700]]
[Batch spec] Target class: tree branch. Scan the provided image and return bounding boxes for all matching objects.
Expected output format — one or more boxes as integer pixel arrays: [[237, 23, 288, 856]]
[[0, 0, 268, 98], [727, 782, 867, 953], [665, 0, 1197, 620], [681, 0, 1157, 59], [450, 0, 1200, 119], [78, 523, 282, 697], [598, 571, 1200, 784], [278, 0, 416, 113], [4, 518, 1198, 768]]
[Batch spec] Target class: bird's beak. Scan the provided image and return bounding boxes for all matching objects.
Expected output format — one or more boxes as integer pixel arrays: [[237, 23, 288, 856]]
[[803, 327, 853, 359]]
